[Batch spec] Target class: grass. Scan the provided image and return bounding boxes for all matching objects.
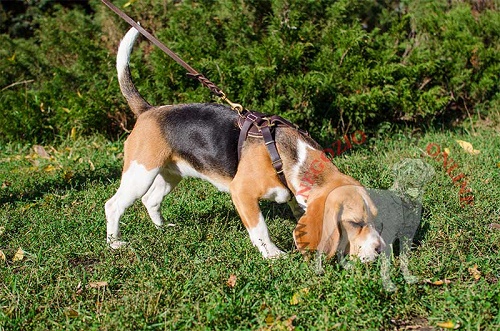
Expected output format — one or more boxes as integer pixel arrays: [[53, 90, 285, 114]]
[[0, 125, 499, 330]]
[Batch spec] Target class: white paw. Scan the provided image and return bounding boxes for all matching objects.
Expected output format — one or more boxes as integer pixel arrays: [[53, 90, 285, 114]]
[[404, 275, 418, 284], [109, 240, 128, 249], [263, 247, 286, 259], [382, 281, 397, 292], [154, 223, 176, 230]]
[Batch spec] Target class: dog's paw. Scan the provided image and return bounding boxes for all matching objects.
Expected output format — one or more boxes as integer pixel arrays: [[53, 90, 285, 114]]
[[404, 275, 418, 284], [154, 223, 176, 230], [109, 240, 129, 250], [382, 280, 398, 292], [264, 248, 286, 259]]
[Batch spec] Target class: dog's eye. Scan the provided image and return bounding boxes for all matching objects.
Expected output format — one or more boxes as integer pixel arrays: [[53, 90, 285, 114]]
[[349, 221, 366, 228]]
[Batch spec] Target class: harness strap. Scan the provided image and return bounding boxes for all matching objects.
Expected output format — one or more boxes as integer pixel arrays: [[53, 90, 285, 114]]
[[260, 125, 287, 186], [237, 113, 259, 160], [238, 111, 308, 187]]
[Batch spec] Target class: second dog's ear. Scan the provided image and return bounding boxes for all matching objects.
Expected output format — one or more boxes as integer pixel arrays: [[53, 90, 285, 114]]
[[422, 162, 435, 182]]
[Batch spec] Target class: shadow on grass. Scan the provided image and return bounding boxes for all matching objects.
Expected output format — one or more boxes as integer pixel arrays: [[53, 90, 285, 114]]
[[0, 164, 122, 205]]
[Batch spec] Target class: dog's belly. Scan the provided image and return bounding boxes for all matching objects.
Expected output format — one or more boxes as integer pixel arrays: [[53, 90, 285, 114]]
[[170, 160, 231, 192]]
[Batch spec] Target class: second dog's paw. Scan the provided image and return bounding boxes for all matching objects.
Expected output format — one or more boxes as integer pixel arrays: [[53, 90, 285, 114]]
[[382, 281, 398, 292], [404, 275, 419, 284]]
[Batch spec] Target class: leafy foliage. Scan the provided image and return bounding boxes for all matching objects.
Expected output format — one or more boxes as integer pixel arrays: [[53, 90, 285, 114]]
[[0, 0, 499, 142]]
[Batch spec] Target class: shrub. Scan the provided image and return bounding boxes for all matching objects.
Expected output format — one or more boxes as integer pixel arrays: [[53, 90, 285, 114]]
[[0, 0, 498, 142]]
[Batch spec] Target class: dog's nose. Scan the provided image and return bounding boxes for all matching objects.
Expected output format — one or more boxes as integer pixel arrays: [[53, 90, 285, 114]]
[[374, 240, 385, 254]]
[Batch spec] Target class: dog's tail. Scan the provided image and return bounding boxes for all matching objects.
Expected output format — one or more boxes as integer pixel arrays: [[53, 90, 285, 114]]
[[117, 27, 151, 116]]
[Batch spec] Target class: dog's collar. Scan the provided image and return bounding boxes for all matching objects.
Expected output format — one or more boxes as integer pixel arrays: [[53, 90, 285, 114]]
[[237, 110, 308, 188]]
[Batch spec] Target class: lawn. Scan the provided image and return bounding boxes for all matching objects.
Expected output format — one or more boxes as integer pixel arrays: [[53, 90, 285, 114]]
[[1, 123, 499, 330]]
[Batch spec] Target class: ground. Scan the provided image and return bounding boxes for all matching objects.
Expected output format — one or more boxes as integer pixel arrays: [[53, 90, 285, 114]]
[[0, 126, 499, 330]]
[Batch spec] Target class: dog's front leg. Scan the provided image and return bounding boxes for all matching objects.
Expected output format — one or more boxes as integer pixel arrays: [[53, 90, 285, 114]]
[[379, 248, 397, 292], [399, 237, 418, 284], [230, 185, 284, 259]]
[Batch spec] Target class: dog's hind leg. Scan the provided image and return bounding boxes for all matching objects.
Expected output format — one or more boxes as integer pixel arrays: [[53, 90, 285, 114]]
[[141, 172, 181, 229], [105, 161, 160, 249]]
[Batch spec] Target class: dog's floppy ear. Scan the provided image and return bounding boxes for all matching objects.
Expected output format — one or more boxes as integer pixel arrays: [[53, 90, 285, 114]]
[[293, 194, 327, 254], [319, 190, 347, 258], [294, 191, 341, 258]]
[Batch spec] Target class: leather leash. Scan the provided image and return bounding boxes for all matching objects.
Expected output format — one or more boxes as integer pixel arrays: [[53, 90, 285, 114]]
[[101, 0, 309, 188], [101, 0, 243, 112]]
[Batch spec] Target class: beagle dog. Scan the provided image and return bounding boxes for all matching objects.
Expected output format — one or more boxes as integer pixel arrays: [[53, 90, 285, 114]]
[[105, 27, 385, 260]]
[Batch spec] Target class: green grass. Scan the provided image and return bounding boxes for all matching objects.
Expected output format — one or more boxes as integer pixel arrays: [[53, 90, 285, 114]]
[[1, 127, 499, 330]]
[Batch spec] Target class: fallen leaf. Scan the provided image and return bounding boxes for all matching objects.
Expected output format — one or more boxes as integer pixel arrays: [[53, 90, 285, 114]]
[[64, 307, 79, 318], [227, 274, 237, 288], [265, 313, 274, 325], [0, 250, 6, 261], [436, 320, 460, 329], [444, 147, 451, 155], [285, 315, 297, 331], [123, 0, 138, 8], [456, 140, 480, 155], [290, 292, 300, 305], [0, 226, 4, 235], [88, 281, 108, 289], [489, 223, 500, 230], [88, 159, 95, 171], [44, 165, 56, 172], [12, 247, 24, 262], [290, 287, 309, 305], [497, 162, 500, 168], [33, 145, 50, 159], [2, 181, 11, 189], [468, 264, 481, 280], [424, 279, 451, 286], [70, 127, 77, 140]]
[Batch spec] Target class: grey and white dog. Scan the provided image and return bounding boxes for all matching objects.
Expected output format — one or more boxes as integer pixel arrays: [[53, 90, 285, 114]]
[[368, 158, 435, 291]]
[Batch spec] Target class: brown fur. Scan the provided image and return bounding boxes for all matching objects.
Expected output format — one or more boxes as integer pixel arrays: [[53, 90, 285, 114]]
[[122, 110, 172, 172]]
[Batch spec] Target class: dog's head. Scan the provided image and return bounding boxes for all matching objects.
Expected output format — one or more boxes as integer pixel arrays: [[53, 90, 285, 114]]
[[391, 159, 435, 196], [293, 185, 385, 262]]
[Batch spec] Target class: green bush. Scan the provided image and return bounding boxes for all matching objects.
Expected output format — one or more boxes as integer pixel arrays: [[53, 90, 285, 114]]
[[0, 0, 498, 142]]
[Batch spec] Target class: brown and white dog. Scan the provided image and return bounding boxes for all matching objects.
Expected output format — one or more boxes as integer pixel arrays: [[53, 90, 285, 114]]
[[105, 27, 385, 261]]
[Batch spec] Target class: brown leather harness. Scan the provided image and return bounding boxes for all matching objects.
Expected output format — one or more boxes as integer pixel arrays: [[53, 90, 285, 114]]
[[237, 111, 308, 187], [238, 110, 309, 187], [102, 0, 308, 188]]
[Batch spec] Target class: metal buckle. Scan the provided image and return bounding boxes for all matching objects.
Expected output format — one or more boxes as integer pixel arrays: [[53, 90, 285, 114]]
[[220, 92, 243, 114], [255, 117, 273, 130], [246, 113, 259, 122]]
